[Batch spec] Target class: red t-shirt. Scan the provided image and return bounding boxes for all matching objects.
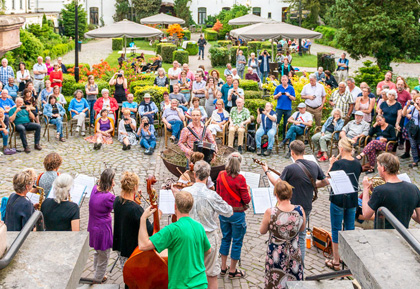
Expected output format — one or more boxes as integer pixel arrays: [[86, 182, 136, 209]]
[[216, 171, 251, 210], [397, 90, 411, 107], [49, 71, 63, 87], [377, 80, 396, 91]]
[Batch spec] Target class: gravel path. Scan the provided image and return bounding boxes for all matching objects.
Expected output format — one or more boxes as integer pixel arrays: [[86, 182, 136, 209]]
[[57, 38, 113, 67]]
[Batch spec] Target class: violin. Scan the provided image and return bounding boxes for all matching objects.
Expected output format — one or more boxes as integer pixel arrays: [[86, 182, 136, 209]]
[[123, 175, 169, 289], [134, 190, 142, 205], [161, 178, 193, 223], [253, 158, 282, 176]]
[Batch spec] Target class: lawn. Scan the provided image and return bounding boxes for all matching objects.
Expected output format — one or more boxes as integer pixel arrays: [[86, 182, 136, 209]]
[[290, 53, 317, 68], [105, 50, 171, 71]]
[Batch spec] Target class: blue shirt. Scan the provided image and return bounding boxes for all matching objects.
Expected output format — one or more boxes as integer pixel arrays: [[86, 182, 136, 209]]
[[4, 84, 19, 99], [140, 125, 156, 141], [337, 58, 349, 70], [274, 84, 295, 110], [122, 101, 138, 115], [221, 83, 233, 105], [217, 112, 228, 122], [68, 98, 89, 117], [0, 66, 14, 86], [40, 88, 54, 104], [0, 98, 15, 115]]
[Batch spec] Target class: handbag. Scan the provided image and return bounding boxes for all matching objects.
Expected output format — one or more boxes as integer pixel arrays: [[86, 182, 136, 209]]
[[408, 109, 420, 139], [295, 161, 318, 202], [312, 227, 332, 257], [220, 171, 249, 211]]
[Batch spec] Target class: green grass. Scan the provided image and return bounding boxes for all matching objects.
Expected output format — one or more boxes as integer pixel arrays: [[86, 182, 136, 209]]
[[132, 40, 156, 52], [105, 50, 171, 71], [290, 53, 317, 68], [407, 77, 419, 89]]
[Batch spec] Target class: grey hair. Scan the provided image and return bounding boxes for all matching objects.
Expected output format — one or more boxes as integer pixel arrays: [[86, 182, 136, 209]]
[[101, 88, 109, 95], [309, 74, 316, 80], [318, 67, 323, 70], [1, 58, 7, 63], [338, 81, 346, 86], [381, 88, 389, 95], [225, 152, 242, 177], [331, 108, 343, 118], [346, 78, 355, 83], [45, 56, 51, 60], [53, 174, 74, 204], [194, 160, 210, 181], [192, 108, 202, 115], [13, 169, 36, 194], [171, 99, 179, 104], [251, 52, 255, 56], [387, 89, 397, 98], [73, 89, 84, 97]]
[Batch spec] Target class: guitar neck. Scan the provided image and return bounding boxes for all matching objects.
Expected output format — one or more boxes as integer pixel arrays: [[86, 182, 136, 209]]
[[268, 167, 281, 176]]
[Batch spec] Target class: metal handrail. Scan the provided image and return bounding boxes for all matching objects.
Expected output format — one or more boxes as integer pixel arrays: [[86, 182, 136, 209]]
[[306, 269, 352, 281], [0, 211, 42, 270], [376, 206, 420, 255]]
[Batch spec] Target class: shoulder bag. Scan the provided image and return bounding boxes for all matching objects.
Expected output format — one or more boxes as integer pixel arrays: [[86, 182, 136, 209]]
[[220, 171, 249, 211], [295, 161, 318, 202], [312, 226, 332, 257]]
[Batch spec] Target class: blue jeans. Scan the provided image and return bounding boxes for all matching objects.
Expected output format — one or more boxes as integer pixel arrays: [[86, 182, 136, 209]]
[[261, 71, 269, 83], [298, 209, 311, 268], [0, 129, 9, 146], [409, 131, 420, 163], [140, 138, 156, 149], [219, 212, 246, 260], [255, 127, 276, 150], [284, 125, 305, 143], [168, 120, 183, 139], [87, 99, 96, 124], [182, 93, 191, 103], [198, 46, 205, 58], [330, 203, 356, 243], [179, 105, 188, 112], [276, 109, 292, 139], [49, 117, 63, 138]]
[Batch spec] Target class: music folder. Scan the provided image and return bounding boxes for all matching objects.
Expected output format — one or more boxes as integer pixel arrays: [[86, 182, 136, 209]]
[[251, 187, 277, 214]]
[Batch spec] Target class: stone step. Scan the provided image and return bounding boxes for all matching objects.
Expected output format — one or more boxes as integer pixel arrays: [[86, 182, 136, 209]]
[[286, 280, 354, 288]]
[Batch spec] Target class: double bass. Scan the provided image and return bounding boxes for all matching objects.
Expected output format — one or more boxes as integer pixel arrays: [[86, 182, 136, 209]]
[[123, 175, 169, 289]]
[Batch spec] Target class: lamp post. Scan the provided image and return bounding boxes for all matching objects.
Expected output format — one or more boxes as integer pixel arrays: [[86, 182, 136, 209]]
[[298, 0, 303, 56], [75, 0, 79, 82]]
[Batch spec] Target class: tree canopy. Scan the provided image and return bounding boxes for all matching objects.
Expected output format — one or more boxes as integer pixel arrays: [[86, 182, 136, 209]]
[[60, 1, 88, 39], [174, 0, 194, 25]]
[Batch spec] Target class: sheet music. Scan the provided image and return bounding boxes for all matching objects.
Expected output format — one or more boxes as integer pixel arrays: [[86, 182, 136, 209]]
[[48, 183, 87, 206], [398, 173, 411, 183], [159, 189, 175, 215], [291, 155, 320, 166], [240, 171, 261, 189], [74, 174, 96, 197], [26, 192, 40, 205], [329, 170, 355, 195], [251, 188, 274, 214]]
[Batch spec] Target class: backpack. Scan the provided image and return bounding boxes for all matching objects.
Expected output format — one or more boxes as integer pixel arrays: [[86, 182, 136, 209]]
[[246, 133, 256, 152]]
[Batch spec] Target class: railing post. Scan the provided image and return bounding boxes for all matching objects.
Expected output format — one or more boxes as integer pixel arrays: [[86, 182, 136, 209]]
[[376, 207, 386, 229]]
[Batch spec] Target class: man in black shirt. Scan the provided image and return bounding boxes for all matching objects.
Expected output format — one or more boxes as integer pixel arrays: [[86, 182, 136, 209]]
[[197, 35, 207, 60], [263, 140, 328, 267], [362, 153, 420, 229]]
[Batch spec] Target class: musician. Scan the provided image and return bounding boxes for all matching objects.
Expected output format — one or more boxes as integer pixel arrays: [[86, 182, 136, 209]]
[[4, 169, 36, 231], [36, 152, 62, 197], [41, 174, 80, 231], [88, 168, 116, 283], [178, 108, 217, 159], [113, 172, 155, 269], [138, 190, 211, 289], [362, 153, 420, 229], [179, 152, 215, 189], [262, 140, 328, 267], [175, 161, 233, 289]]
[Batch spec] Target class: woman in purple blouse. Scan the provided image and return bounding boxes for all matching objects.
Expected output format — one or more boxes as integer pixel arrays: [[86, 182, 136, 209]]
[[87, 168, 116, 283], [85, 109, 114, 150]]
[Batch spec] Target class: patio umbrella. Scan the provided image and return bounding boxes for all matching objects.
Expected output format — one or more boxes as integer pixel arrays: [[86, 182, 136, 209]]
[[228, 14, 271, 25], [140, 13, 185, 25], [85, 19, 163, 55]]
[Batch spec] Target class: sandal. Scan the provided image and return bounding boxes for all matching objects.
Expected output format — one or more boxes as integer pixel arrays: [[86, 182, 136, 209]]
[[102, 275, 108, 283], [228, 269, 246, 279], [220, 266, 229, 276], [325, 259, 341, 271]]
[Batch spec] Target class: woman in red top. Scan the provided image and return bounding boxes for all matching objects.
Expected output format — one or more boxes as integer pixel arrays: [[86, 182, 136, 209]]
[[49, 63, 63, 90], [216, 152, 251, 280], [93, 89, 119, 122]]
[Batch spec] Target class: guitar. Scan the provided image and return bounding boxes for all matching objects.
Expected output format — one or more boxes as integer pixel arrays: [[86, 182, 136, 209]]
[[252, 158, 282, 176]]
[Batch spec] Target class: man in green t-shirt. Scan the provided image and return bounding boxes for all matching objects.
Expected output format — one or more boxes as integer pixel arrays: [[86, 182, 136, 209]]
[[139, 190, 211, 289]]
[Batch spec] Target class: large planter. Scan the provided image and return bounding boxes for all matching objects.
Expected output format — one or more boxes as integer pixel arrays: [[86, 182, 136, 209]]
[[0, 16, 25, 57]]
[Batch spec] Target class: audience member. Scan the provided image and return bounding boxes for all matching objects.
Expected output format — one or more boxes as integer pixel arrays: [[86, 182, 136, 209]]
[[168, 61, 182, 92], [376, 71, 396, 95], [236, 49, 246, 79], [227, 79, 244, 111], [49, 63, 63, 90], [255, 102, 277, 156], [228, 98, 251, 153], [138, 116, 156, 155], [85, 108, 114, 150], [85, 75, 99, 126], [248, 53, 259, 74], [329, 82, 353, 124], [5, 77, 18, 100], [192, 73, 207, 106], [208, 99, 229, 138], [336, 53, 349, 83], [314, 67, 325, 82], [68, 90, 90, 136], [94, 88, 118, 122], [204, 76, 217, 117], [138, 93, 157, 123], [0, 89, 15, 115], [170, 83, 188, 111], [300, 74, 326, 126], [221, 75, 234, 107], [16, 62, 30, 92], [355, 87, 375, 123], [162, 99, 185, 142], [154, 68, 169, 88], [40, 80, 54, 107], [0, 58, 14, 87], [118, 109, 137, 150], [33, 56, 48, 95], [325, 70, 338, 89], [258, 50, 271, 82], [224, 63, 232, 78], [274, 75, 296, 139], [43, 95, 66, 142], [186, 97, 207, 123]]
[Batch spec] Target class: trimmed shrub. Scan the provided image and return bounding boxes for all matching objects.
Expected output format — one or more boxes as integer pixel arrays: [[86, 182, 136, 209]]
[[261, 41, 272, 51], [204, 29, 218, 41], [186, 42, 198, 56], [161, 44, 177, 63], [217, 40, 231, 47], [239, 79, 259, 91], [314, 26, 342, 49], [183, 30, 191, 40], [156, 43, 175, 56], [244, 90, 263, 99], [134, 85, 169, 105], [248, 41, 262, 55], [173, 50, 189, 65], [112, 38, 123, 51], [130, 79, 155, 93], [230, 46, 248, 66], [62, 74, 76, 96], [317, 52, 336, 73], [209, 47, 230, 67]]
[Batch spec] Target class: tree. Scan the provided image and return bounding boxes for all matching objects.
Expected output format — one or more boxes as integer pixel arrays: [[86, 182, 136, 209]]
[[132, 0, 161, 21], [174, 0, 193, 25], [114, 0, 131, 22], [335, 0, 420, 70], [212, 5, 250, 39], [60, 1, 88, 39]]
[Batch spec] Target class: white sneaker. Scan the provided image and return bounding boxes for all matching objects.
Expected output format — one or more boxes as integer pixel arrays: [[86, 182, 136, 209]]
[[75, 126, 80, 133], [81, 131, 86, 136]]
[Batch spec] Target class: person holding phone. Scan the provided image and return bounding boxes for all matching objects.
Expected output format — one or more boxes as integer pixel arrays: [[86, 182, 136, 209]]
[[118, 109, 137, 151], [273, 75, 296, 140], [255, 102, 277, 156], [109, 70, 127, 117]]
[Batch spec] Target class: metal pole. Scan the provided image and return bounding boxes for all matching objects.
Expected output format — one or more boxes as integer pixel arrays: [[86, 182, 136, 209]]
[[75, 0, 80, 82], [298, 0, 303, 56]]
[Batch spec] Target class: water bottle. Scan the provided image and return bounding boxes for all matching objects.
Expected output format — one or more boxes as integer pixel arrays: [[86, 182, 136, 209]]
[[306, 230, 312, 249]]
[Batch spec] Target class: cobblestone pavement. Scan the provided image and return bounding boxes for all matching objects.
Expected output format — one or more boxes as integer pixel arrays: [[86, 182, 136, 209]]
[[1, 126, 420, 288]]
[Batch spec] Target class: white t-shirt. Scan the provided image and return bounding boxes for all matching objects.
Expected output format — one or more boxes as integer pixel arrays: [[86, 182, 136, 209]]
[[301, 82, 326, 108], [168, 67, 182, 85], [102, 98, 110, 110], [57, 94, 67, 105], [346, 86, 362, 102], [291, 111, 313, 127]]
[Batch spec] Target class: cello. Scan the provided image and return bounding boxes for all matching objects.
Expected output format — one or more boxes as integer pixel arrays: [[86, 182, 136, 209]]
[[123, 175, 169, 289]]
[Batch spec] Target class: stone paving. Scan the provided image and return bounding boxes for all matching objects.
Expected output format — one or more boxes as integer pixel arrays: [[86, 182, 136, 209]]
[[1, 125, 420, 288]]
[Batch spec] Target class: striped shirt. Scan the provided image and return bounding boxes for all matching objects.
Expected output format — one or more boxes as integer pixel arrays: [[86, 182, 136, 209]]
[[330, 90, 353, 115]]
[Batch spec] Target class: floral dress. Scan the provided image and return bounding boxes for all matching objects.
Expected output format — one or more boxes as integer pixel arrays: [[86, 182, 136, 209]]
[[265, 206, 304, 289]]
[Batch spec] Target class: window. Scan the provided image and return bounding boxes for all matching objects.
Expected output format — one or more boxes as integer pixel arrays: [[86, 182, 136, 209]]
[[20, 0, 23, 9], [252, 7, 261, 16], [268, 12, 272, 19], [222, 7, 230, 11], [90, 7, 99, 25], [198, 7, 206, 25], [28, 0, 30, 9], [12, 0, 15, 9]]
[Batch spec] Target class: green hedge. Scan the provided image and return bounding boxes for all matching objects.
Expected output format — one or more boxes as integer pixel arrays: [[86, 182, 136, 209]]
[[204, 29, 218, 41], [186, 42, 198, 56], [42, 42, 75, 60], [112, 38, 123, 51], [248, 41, 262, 55], [130, 80, 155, 93], [156, 43, 176, 56], [173, 50, 189, 65], [239, 79, 259, 91], [230, 46, 248, 66], [261, 41, 272, 50], [183, 30, 191, 40], [134, 85, 169, 105], [244, 90, 263, 99], [209, 47, 230, 67], [62, 73, 109, 97], [161, 44, 177, 63], [217, 40, 231, 47], [245, 98, 275, 119], [314, 26, 341, 49]]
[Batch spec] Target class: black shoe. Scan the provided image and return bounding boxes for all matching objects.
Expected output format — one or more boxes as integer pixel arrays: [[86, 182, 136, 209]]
[[127, 144, 131, 150], [238, 146, 243, 154], [279, 142, 285, 149], [24, 147, 31, 154], [264, 149, 272, 156], [285, 152, 291, 158], [257, 148, 262, 155], [145, 149, 151, 155], [97, 143, 102, 150], [122, 144, 127, 150], [93, 143, 99, 150], [150, 148, 155, 154], [409, 162, 418, 168], [401, 152, 410, 159]]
